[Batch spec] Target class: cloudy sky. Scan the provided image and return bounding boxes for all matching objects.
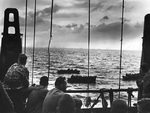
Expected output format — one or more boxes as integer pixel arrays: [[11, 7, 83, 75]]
[[0, 0, 150, 50]]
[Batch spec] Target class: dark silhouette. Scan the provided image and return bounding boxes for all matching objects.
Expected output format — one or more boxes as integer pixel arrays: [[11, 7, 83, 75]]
[[136, 63, 149, 100], [42, 76, 67, 113], [3, 53, 29, 113], [0, 81, 14, 112], [26, 76, 49, 113], [56, 94, 75, 113], [110, 99, 128, 113], [0, 8, 22, 81], [137, 98, 150, 113]]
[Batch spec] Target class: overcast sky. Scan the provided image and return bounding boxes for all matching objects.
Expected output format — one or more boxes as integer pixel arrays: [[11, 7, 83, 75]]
[[0, 0, 150, 50]]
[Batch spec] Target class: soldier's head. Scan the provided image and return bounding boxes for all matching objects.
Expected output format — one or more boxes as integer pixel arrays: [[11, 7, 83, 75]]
[[18, 53, 27, 65], [111, 99, 128, 113], [40, 76, 49, 87], [57, 94, 75, 113], [55, 76, 67, 92]]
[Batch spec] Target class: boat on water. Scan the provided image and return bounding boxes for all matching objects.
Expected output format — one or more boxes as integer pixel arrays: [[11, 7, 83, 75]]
[[0, 0, 150, 113], [57, 69, 80, 74], [67, 75, 96, 84], [122, 73, 139, 81]]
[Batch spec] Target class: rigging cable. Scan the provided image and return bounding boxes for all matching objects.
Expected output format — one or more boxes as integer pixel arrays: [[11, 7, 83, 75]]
[[86, 0, 91, 99], [87, 0, 90, 92], [24, 0, 28, 54], [48, 0, 54, 80], [32, 0, 37, 84], [84, 0, 91, 106], [119, 0, 125, 98]]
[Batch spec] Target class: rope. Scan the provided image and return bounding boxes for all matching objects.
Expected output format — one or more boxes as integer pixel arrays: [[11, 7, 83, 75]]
[[119, 0, 125, 98], [24, 0, 28, 54], [84, 0, 91, 105], [31, 0, 37, 84], [87, 0, 90, 95], [47, 0, 54, 80]]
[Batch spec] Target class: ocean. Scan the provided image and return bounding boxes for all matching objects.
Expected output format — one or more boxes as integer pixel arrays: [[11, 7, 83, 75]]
[[25, 48, 141, 107]]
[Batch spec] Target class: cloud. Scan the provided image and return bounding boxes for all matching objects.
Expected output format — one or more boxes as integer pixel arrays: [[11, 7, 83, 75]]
[[38, 4, 61, 16], [100, 16, 109, 21], [1, 0, 52, 10], [19, 16, 144, 50], [0, 0, 147, 50], [55, 21, 143, 43], [72, 0, 105, 11], [91, 2, 104, 12], [20, 4, 81, 27], [92, 22, 143, 41], [120, 18, 131, 22], [104, 3, 121, 12], [66, 23, 77, 28], [54, 13, 81, 19]]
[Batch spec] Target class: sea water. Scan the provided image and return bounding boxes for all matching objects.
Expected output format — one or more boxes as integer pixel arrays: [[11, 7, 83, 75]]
[[25, 48, 141, 107]]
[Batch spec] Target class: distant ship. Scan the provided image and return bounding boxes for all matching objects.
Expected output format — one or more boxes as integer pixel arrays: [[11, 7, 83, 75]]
[[122, 73, 139, 81], [57, 68, 80, 74], [67, 75, 96, 84]]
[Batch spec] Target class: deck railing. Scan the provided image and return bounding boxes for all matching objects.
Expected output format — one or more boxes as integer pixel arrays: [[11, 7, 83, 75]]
[[65, 88, 138, 108]]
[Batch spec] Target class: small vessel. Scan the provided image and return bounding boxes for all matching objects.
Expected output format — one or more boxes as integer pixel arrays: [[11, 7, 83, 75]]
[[57, 68, 80, 74], [67, 75, 96, 84], [122, 73, 139, 81]]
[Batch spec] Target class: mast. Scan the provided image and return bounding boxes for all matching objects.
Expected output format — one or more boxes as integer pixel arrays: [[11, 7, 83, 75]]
[[119, 0, 125, 98], [48, 0, 54, 79]]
